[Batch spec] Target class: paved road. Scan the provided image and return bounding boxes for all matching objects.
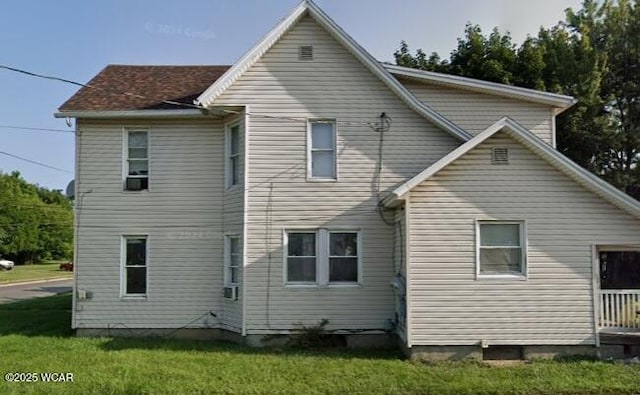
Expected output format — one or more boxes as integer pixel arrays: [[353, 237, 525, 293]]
[[0, 278, 73, 304]]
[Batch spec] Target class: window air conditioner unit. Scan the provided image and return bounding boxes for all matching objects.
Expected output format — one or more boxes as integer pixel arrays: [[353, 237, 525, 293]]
[[125, 177, 148, 191], [223, 286, 239, 300]]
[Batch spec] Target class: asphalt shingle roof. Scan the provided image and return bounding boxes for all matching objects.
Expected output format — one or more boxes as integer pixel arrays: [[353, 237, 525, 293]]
[[59, 65, 231, 111]]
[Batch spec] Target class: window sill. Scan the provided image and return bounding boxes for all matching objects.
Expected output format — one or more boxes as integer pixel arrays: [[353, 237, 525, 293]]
[[284, 283, 318, 288], [120, 295, 148, 300], [327, 283, 361, 288], [122, 189, 150, 193], [306, 178, 338, 183], [476, 274, 527, 281]]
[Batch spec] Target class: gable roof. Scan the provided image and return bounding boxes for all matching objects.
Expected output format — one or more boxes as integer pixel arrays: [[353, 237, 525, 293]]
[[383, 117, 640, 219], [385, 64, 577, 113], [58, 65, 230, 112], [195, 0, 472, 141]]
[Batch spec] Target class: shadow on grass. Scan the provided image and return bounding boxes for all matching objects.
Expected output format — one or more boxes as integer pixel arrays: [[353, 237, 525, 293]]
[[0, 292, 73, 337]]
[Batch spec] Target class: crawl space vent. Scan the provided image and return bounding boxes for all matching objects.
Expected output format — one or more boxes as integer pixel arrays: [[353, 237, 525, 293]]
[[491, 147, 509, 165], [298, 45, 314, 61]]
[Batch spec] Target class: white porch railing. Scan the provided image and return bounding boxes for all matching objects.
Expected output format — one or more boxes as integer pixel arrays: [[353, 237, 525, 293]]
[[599, 290, 640, 329]]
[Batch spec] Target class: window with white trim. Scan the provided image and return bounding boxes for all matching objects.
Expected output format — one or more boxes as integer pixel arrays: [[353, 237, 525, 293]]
[[308, 120, 336, 179], [226, 124, 241, 188], [285, 229, 360, 285], [225, 235, 241, 286], [286, 232, 317, 284], [123, 236, 147, 296], [125, 130, 149, 190], [477, 221, 526, 277]]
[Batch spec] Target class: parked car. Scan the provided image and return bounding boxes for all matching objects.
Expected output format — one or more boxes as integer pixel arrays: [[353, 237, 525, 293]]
[[0, 259, 15, 270]]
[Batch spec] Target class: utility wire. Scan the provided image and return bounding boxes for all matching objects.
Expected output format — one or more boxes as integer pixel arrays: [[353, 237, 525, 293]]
[[0, 125, 75, 134], [0, 151, 73, 174], [0, 64, 204, 110]]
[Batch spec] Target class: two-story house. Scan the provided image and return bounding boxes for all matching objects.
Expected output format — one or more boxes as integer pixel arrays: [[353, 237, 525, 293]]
[[56, 0, 640, 360]]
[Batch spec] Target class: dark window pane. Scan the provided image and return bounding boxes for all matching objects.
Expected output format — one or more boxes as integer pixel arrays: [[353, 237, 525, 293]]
[[287, 257, 316, 282], [329, 257, 358, 282], [128, 131, 147, 147], [479, 248, 522, 274], [128, 160, 148, 176], [288, 233, 315, 256], [126, 239, 146, 266], [126, 267, 146, 294], [231, 157, 239, 185], [311, 123, 334, 149], [311, 151, 335, 178], [230, 127, 240, 155], [330, 233, 357, 256], [480, 224, 520, 246], [231, 267, 239, 284], [600, 251, 640, 289]]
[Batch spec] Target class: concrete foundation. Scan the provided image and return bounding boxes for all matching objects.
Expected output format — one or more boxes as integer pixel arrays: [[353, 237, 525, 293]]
[[522, 345, 598, 360], [408, 345, 483, 362], [76, 328, 243, 343]]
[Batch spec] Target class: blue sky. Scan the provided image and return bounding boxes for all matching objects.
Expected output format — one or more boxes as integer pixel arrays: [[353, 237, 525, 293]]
[[0, 0, 580, 191]]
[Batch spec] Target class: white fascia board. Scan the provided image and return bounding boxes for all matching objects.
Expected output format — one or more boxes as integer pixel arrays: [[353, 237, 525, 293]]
[[385, 116, 640, 219], [54, 109, 208, 119], [385, 64, 577, 111], [196, 0, 472, 142]]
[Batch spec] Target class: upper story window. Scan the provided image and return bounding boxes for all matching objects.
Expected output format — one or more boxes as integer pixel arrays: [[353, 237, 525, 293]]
[[226, 124, 241, 188], [122, 236, 147, 296], [125, 130, 149, 191], [476, 221, 527, 278], [308, 120, 336, 180]]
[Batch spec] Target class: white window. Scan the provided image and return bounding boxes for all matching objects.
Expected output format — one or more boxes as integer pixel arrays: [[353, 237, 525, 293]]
[[476, 221, 526, 277], [285, 229, 360, 286], [125, 130, 149, 190], [308, 120, 336, 180], [225, 235, 241, 286], [226, 124, 241, 188], [122, 236, 148, 296]]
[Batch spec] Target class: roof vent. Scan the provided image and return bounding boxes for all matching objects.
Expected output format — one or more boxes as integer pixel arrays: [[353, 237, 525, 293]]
[[298, 45, 313, 61], [491, 147, 509, 165]]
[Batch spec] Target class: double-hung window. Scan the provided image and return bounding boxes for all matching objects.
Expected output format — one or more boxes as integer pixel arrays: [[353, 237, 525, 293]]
[[123, 236, 147, 296], [308, 120, 336, 180], [125, 130, 149, 190], [225, 235, 241, 286], [226, 124, 240, 188], [285, 229, 360, 286], [477, 221, 526, 277]]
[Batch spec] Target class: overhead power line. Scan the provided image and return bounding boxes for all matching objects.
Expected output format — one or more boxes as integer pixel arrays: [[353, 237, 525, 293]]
[[0, 125, 75, 134], [0, 151, 73, 174]]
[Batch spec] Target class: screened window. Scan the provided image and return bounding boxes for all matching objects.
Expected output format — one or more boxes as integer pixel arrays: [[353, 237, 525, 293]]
[[225, 236, 241, 286], [309, 121, 336, 179], [477, 221, 526, 276], [123, 236, 147, 295], [329, 232, 359, 283], [227, 124, 240, 188], [600, 251, 640, 289], [286, 232, 317, 283]]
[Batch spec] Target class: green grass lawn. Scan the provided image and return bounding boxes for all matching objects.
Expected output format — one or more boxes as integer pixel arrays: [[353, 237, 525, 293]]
[[0, 294, 639, 395], [0, 263, 72, 284]]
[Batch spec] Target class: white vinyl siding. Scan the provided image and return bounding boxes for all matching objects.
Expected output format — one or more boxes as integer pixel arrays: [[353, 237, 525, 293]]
[[399, 79, 555, 145], [215, 15, 460, 333], [407, 131, 640, 346], [74, 118, 242, 332]]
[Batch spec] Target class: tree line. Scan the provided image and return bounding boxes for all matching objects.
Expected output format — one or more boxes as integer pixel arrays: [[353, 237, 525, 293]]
[[0, 171, 73, 264], [395, 0, 640, 198]]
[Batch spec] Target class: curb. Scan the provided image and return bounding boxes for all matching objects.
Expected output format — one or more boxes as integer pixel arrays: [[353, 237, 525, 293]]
[[0, 277, 73, 288]]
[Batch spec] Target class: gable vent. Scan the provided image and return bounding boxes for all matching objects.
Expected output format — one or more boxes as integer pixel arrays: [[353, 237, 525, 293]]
[[491, 147, 509, 165], [298, 45, 314, 61]]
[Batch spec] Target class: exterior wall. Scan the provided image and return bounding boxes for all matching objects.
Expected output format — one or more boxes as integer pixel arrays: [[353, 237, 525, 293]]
[[407, 131, 640, 346], [215, 15, 460, 334], [74, 117, 243, 331], [399, 79, 554, 145]]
